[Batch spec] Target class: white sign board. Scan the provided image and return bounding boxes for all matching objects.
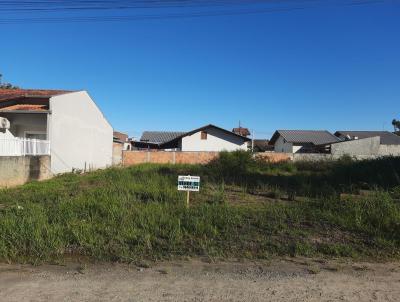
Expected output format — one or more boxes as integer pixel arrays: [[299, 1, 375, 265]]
[[178, 175, 200, 192]]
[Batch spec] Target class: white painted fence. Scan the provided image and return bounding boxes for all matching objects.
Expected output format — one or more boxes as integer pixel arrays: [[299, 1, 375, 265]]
[[0, 138, 50, 156]]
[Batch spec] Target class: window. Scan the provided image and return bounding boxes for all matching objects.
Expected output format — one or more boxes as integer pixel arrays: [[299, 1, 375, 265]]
[[201, 131, 207, 140], [24, 131, 47, 140]]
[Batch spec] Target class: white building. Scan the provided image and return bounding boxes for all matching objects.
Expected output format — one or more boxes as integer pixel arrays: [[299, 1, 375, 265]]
[[0, 89, 113, 174], [269, 130, 340, 153], [135, 124, 250, 152]]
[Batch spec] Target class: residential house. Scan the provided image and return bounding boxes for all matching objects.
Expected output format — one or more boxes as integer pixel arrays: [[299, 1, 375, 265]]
[[334, 131, 400, 145], [269, 130, 340, 153], [252, 139, 273, 152], [0, 89, 113, 174], [330, 130, 400, 156], [113, 131, 131, 150], [232, 127, 251, 137], [134, 130, 186, 150], [133, 124, 250, 152], [113, 131, 131, 165]]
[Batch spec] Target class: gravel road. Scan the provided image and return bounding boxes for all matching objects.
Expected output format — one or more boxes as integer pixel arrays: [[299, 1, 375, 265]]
[[0, 258, 399, 301]]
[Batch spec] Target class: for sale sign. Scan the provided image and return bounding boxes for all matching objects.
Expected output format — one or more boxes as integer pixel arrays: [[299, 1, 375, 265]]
[[178, 175, 200, 192]]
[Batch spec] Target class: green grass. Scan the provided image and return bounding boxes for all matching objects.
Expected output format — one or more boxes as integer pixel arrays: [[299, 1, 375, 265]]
[[0, 152, 400, 263]]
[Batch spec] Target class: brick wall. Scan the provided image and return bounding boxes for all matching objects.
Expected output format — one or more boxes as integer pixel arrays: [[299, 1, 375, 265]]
[[254, 152, 292, 163], [122, 151, 291, 166]]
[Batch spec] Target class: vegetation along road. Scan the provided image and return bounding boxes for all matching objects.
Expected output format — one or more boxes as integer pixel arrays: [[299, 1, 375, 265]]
[[0, 151, 399, 300]]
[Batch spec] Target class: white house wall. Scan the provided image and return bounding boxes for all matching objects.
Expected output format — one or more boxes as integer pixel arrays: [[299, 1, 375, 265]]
[[181, 128, 248, 152], [292, 145, 303, 153], [274, 136, 293, 153], [49, 91, 113, 174]]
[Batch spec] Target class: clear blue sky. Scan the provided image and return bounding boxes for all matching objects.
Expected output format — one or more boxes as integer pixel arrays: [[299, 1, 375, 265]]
[[1, 1, 399, 139]]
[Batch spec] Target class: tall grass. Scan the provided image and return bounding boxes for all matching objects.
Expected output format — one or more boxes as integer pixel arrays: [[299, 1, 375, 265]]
[[0, 155, 400, 263]]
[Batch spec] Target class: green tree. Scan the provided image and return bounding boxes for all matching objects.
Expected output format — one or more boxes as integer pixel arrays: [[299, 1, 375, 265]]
[[392, 119, 400, 133]]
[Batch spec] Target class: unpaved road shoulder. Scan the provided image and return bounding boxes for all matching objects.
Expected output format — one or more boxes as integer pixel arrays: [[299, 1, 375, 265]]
[[0, 258, 399, 302]]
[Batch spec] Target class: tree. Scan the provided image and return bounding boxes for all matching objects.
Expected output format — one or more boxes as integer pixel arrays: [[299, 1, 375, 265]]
[[392, 119, 400, 133]]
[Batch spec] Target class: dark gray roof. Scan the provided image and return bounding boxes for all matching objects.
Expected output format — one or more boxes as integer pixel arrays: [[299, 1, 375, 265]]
[[335, 131, 400, 145], [140, 124, 251, 147], [140, 131, 186, 144], [270, 130, 340, 145]]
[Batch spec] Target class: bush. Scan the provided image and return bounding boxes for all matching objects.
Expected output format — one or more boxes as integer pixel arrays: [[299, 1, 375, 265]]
[[206, 150, 257, 182]]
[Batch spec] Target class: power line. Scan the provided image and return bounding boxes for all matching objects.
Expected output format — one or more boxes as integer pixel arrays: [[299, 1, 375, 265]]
[[0, 0, 313, 11], [0, 0, 390, 24]]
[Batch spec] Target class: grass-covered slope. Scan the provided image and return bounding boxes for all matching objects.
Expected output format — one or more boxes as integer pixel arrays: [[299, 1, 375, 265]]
[[0, 152, 399, 263]]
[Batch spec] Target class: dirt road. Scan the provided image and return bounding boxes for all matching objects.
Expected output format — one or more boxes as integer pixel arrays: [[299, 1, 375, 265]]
[[0, 258, 399, 302]]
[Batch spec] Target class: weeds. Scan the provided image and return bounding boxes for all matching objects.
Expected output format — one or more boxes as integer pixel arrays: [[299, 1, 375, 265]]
[[0, 155, 399, 263]]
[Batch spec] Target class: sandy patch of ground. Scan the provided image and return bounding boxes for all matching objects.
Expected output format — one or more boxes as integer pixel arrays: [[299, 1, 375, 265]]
[[0, 258, 399, 302]]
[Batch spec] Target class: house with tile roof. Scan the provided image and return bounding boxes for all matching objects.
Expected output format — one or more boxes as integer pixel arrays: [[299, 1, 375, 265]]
[[133, 124, 250, 152], [269, 130, 340, 153], [0, 89, 113, 174], [334, 131, 400, 145]]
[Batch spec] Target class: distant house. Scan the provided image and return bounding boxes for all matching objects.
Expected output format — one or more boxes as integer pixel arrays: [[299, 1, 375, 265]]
[[113, 131, 131, 150], [133, 124, 250, 152], [334, 131, 400, 145], [252, 139, 273, 152], [232, 127, 251, 137], [327, 130, 400, 157], [0, 89, 113, 174], [133, 131, 185, 150], [269, 130, 340, 153], [113, 131, 130, 166]]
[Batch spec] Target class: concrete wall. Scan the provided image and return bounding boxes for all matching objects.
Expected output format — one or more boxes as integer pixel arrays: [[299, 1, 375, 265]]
[[329, 137, 400, 157], [331, 136, 380, 157], [0, 155, 52, 187], [181, 128, 248, 152], [112, 142, 123, 166], [292, 153, 332, 161], [49, 91, 113, 174], [379, 145, 400, 156]]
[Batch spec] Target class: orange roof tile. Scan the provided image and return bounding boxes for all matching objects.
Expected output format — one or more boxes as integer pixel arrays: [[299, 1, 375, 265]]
[[0, 89, 72, 102], [0, 104, 49, 111]]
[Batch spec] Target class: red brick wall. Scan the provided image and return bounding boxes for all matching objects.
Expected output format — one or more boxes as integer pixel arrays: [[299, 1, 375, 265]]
[[122, 151, 291, 166], [122, 151, 149, 165], [255, 152, 292, 163], [175, 152, 219, 164]]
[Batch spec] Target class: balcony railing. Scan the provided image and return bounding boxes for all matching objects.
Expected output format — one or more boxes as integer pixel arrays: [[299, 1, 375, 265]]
[[0, 137, 50, 156]]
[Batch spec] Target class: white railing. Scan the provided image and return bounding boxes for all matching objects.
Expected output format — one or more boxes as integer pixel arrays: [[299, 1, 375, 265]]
[[0, 137, 50, 156]]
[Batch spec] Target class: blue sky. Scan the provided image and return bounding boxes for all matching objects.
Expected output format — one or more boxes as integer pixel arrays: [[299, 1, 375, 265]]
[[1, 1, 399, 139]]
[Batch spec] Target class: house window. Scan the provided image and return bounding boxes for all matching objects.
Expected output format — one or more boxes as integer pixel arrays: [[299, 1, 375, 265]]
[[201, 131, 208, 140], [24, 131, 47, 140]]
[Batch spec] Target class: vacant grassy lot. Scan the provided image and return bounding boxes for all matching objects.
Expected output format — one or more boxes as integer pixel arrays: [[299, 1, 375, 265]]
[[0, 152, 399, 263]]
